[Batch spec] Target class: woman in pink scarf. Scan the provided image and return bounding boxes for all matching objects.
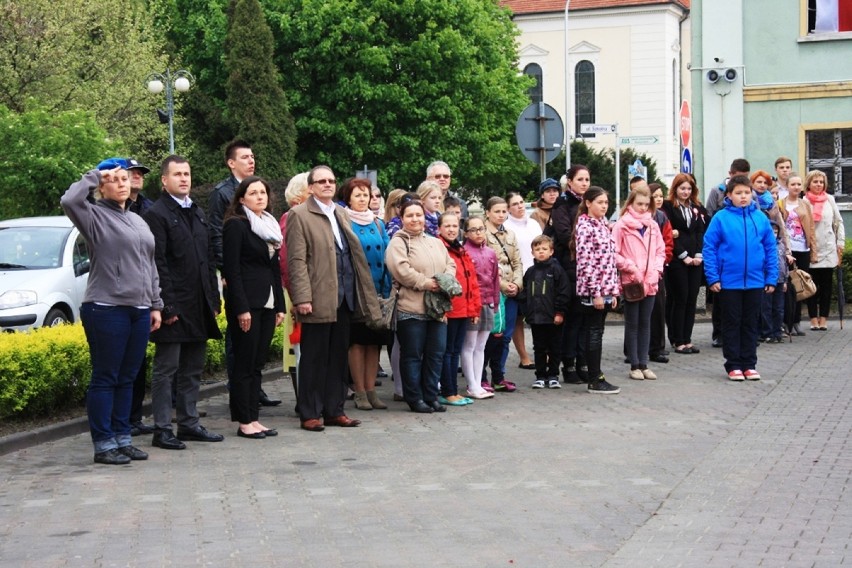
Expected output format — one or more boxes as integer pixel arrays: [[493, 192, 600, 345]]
[[804, 170, 845, 330]]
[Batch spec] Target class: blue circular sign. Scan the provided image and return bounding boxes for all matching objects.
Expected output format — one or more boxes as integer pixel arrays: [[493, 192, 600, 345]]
[[681, 148, 693, 174]]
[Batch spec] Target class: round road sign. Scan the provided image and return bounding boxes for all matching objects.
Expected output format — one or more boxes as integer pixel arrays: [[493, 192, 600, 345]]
[[680, 101, 691, 148]]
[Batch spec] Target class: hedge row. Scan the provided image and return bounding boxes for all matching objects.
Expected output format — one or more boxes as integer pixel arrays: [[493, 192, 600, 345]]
[[0, 312, 284, 420]]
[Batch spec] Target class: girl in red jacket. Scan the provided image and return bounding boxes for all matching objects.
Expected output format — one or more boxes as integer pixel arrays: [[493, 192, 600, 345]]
[[438, 213, 482, 405], [612, 187, 666, 381]]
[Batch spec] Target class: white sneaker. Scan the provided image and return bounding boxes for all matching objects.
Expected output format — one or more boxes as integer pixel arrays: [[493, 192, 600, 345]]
[[531, 379, 545, 389], [547, 379, 562, 389], [641, 369, 657, 380], [629, 368, 645, 380]]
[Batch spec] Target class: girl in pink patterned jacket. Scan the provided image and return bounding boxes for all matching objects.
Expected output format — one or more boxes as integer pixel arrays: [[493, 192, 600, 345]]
[[573, 187, 621, 394]]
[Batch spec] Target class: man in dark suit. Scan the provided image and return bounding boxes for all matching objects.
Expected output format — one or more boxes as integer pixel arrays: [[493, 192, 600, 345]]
[[144, 155, 224, 450]]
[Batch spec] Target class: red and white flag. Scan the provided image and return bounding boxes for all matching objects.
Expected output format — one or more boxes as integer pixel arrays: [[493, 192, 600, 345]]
[[815, 0, 852, 32]]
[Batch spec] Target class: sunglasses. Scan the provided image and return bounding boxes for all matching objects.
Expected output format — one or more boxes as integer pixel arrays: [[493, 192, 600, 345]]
[[432, 174, 451, 179], [311, 178, 336, 185]]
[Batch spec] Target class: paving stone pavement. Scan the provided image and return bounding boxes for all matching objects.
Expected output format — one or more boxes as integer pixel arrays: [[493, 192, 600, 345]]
[[0, 321, 849, 567]]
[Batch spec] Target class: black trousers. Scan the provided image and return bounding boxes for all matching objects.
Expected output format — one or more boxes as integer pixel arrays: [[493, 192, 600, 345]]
[[129, 356, 148, 423], [785, 250, 810, 328], [666, 262, 703, 346], [229, 307, 276, 424], [807, 266, 834, 320], [531, 323, 562, 378], [649, 277, 667, 356], [297, 306, 352, 421], [579, 304, 609, 379], [719, 288, 762, 372]]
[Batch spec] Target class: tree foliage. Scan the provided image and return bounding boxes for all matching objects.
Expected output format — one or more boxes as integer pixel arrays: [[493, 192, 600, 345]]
[[0, 106, 117, 219], [271, 0, 533, 194], [0, 0, 169, 166], [224, 0, 297, 180]]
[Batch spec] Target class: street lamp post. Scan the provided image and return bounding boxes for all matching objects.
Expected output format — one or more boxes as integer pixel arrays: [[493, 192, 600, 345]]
[[145, 69, 194, 154], [564, 0, 571, 172]]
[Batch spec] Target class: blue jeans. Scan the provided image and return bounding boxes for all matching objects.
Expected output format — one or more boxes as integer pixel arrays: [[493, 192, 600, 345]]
[[441, 317, 468, 397], [396, 318, 447, 404], [80, 303, 150, 453], [624, 295, 656, 366]]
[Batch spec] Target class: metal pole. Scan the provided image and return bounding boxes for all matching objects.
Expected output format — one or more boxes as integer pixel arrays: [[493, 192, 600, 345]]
[[166, 70, 175, 155], [538, 102, 547, 182], [564, 0, 571, 172], [614, 124, 621, 214]]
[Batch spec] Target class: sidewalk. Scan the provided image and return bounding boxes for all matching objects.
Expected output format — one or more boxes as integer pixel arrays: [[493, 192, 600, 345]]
[[0, 321, 849, 567]]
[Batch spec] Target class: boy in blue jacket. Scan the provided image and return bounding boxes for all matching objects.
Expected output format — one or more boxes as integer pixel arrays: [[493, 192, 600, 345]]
[[703, 175, 779, 381]]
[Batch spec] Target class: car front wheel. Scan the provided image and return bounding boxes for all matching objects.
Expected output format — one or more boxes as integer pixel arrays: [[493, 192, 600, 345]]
[[43, 308, 70, 327]]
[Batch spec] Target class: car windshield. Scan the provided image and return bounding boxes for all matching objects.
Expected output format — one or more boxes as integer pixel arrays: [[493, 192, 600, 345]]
[[0, 226, 71, 269]]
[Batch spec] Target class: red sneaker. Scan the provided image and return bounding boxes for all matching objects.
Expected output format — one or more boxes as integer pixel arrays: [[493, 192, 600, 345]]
[[481, 380, 495, 393], [493, 380, 517, 392], [743, 369, 761, 380], [727, 370, 745, 381]]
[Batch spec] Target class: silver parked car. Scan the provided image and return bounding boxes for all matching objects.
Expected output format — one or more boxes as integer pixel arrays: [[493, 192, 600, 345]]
[[0, 216, 90, 331]]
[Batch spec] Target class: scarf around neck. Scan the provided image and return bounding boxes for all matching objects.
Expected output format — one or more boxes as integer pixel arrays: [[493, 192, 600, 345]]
[[347, 207, 375, 226], [807, 190, 828, 222], [243, 205, 283, 251]]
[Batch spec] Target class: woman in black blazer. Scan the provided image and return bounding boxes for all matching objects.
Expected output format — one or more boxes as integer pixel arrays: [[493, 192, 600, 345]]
[[661, 173, 708, 355], [222, 176, 286, 439]]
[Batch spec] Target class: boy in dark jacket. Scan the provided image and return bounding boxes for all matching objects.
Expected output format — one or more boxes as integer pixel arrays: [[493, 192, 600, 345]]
[[519, 235, 571, 389]]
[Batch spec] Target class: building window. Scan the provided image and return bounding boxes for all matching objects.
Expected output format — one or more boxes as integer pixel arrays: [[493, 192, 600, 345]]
[[523, 63, 543, 104], [574, 60, 595, 138], [808, 0, 852, 33], [806, 127, 852, 194]]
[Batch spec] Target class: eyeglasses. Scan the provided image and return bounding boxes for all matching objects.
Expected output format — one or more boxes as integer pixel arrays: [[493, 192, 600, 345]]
[[432, 174, 451, 179], [465, 227, 485, 233], [312, 178, 336, 185]]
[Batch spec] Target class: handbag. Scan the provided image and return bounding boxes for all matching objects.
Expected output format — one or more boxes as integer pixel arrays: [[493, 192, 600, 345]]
[[622, 281, 646, 302], [622, 234, 651, 302], [370, 291, 399, 331], [491, 294, 506, 335], [789, 265, 817, 302]]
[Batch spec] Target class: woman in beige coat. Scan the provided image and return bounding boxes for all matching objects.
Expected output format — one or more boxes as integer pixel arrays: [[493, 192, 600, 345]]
[[385, 199, 456, 413], [803, 170, 845, 331]]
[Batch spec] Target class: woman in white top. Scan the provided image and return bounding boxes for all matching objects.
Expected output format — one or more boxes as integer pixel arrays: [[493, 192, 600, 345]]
[[503, 191, 542, 370]]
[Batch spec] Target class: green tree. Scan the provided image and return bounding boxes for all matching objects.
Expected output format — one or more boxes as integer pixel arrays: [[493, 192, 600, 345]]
[[0, 0, 169, 166], [272, 0, 532, 195], [224, 0, 297, 180], [0, 106, 117, 219]]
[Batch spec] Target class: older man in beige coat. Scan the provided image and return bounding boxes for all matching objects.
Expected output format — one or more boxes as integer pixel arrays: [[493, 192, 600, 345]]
[[286, 165, 381, 432]]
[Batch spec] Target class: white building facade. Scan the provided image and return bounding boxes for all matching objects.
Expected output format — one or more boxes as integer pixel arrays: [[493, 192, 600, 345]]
[[503, 0, 691, 184]]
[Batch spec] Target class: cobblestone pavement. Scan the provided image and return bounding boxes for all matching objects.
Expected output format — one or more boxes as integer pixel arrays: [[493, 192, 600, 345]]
[[0, 321, 849, 567]]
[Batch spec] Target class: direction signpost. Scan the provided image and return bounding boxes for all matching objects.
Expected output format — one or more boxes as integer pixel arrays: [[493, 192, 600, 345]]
[[618, 136, 659, 145]]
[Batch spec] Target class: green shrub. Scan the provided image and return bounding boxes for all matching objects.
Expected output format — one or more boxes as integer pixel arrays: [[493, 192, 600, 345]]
[[0, 311, 284, 420]]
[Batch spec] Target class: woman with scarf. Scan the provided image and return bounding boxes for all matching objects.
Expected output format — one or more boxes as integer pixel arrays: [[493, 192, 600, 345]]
[[340, 178, 391, 411], [613, 187, 665, 381], [223, 176, 287, 439], [661, 174, 708, 355], [804, 170, 845, 331], [531, 178, 560, 231]]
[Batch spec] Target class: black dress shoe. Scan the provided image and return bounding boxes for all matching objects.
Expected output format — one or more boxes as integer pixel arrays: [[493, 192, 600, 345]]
[[260, 429, 278, 437], [177, 425, 224, 442], [117, 445, 149, 460], [409, 400, 434, 413], [130, 421, 155, 436], [650, 354, 669, 364], [258, 389, 282, 407], [712, 338, 723, 348], [152, 429, 186, 450], [427, 400, 447, 413], [94, 448, 131, 465], [237, 429, 266, 439]]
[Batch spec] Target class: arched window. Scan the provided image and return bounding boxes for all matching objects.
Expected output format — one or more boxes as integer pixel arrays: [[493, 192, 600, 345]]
[[574, 60, 595, 138], [524, 63, 543, 104]]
